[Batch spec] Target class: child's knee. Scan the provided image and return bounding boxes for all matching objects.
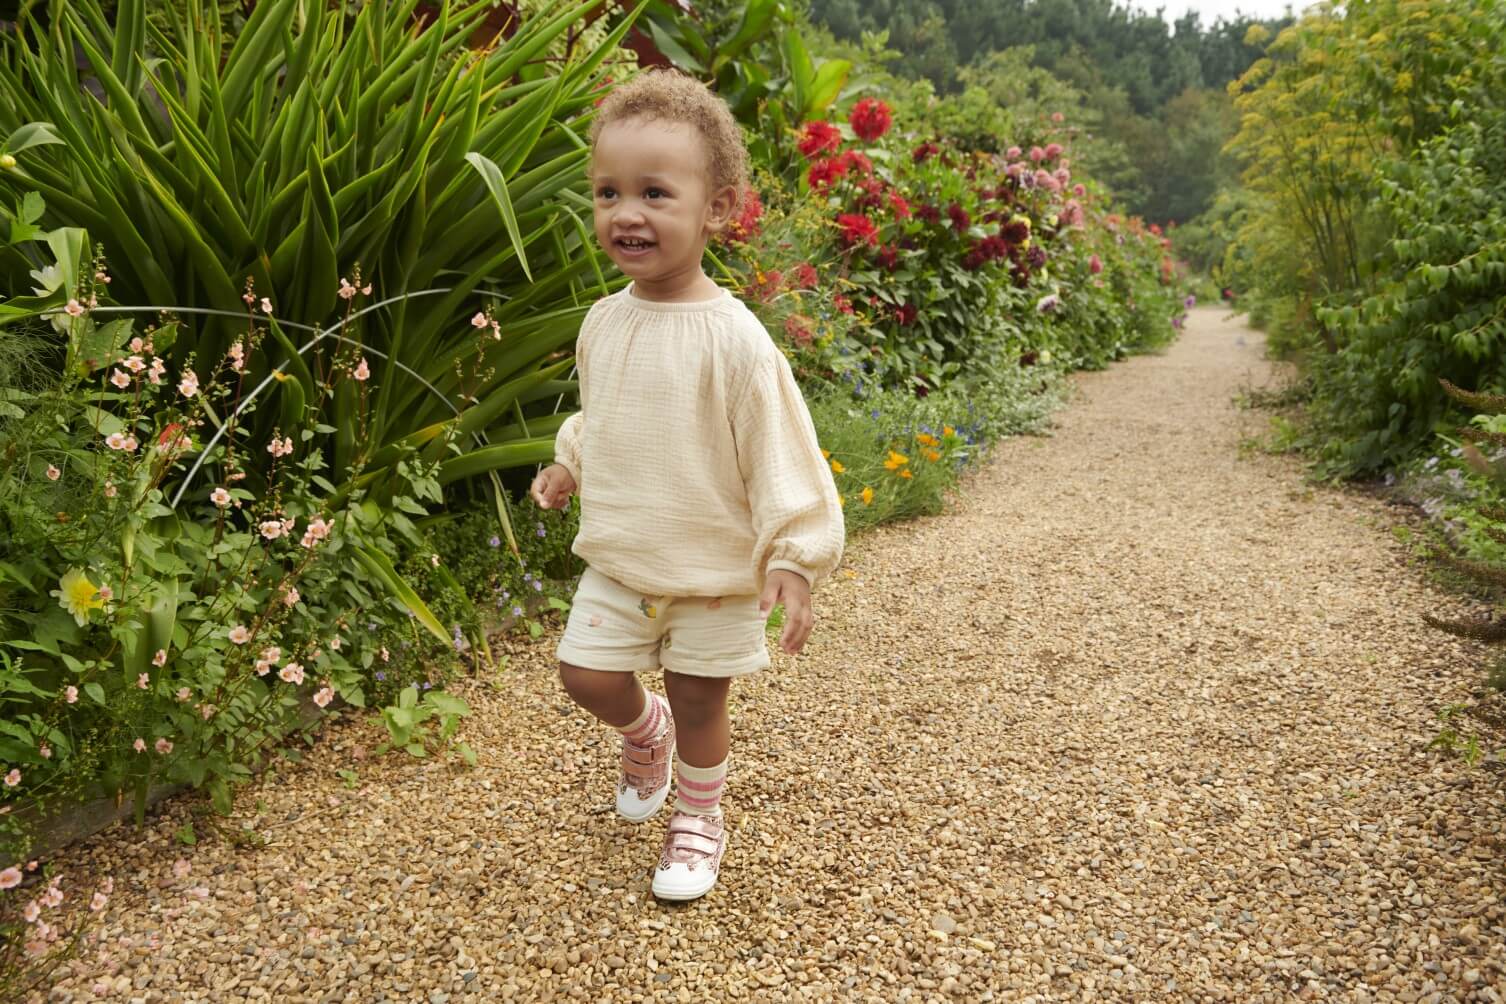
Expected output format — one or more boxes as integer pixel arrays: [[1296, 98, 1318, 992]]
[[664, 672, 729, 721], [558, 661, 629, 703]]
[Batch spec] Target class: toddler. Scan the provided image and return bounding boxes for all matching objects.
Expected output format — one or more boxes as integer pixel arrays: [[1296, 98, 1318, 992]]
[[529, 70, 844, 901]]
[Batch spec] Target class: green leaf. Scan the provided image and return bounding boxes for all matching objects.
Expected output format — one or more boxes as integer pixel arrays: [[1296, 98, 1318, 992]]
[[84, 682, 106, 705], [350, 547, 451, 645], [465, 152, 533, 282], [3, 122, 65, 155], [423, 692, 469, 718], [456, 741, 477, 767], [804, 59, 852, 118], [404, 742, 429, 758]]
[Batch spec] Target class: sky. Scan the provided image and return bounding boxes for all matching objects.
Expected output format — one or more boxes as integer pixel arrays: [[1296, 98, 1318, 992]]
[[1124, 0, 1306, 26]]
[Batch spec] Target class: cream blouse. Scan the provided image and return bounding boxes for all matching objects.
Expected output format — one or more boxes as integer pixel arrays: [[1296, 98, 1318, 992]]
[[553, 285, 845, 598]]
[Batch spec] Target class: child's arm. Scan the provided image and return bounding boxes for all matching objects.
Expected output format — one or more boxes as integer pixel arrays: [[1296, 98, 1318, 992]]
[[530, 417, 579, 509], [733, 351, 846, 653]]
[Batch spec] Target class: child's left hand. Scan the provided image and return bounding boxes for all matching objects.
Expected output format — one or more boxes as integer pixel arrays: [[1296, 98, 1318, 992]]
[[759, 569, 813, 656]]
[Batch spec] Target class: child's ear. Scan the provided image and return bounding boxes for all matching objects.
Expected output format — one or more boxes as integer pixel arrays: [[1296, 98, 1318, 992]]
[[705, 184, 740, 233]]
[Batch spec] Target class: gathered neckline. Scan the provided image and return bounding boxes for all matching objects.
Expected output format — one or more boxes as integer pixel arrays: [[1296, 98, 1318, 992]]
[[622, 283, 735, 313]]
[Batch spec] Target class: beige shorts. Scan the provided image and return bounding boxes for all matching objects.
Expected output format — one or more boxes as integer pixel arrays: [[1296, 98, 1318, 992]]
[[556, 567, 770, 678]]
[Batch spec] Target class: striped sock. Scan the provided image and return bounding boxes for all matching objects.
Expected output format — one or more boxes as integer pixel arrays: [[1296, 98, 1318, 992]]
[[619, 691, 665, 744], [674, 757, 728, 817]]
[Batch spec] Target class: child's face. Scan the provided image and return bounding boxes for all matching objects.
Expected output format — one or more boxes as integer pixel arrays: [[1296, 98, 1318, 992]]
[[591, 118, 735, 299]]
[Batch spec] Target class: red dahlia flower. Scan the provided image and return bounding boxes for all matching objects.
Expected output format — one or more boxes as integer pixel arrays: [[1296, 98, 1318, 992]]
[[947, 203, 971, 233], [841, 150, 874, 177], [725, 187, 764, 241], [889, 192, 912, 219], [808, 156, 849, 191], [836, 213, 879, 247], [912, 141, 940, 163], [894, 303, 917, 326], [877, 245, 900, 271], [849, 98, 893, 142], [792, 263, 820, 289], [798, 120, 842, 159]]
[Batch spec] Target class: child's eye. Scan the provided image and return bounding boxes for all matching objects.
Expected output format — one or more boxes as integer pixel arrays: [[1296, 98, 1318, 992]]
[[596, 186, 616, 199], [645, 187, 667, 199]]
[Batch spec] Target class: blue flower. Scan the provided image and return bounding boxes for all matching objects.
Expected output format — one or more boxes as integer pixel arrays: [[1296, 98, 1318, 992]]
[[489, 535, 501, 548], [422, 681, 432, 690], [502, 590, 510, 600], [536, 525, 547, 538], [375, 671, 386, 681], [512, 605, 524, 617], [532, 580, 543, 591]]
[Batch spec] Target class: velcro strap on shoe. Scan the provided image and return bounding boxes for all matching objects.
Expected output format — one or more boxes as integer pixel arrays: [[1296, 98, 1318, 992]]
[[668, 814, 723, 840], [668, 832, 721, 856], [623, 743, 658, 765]]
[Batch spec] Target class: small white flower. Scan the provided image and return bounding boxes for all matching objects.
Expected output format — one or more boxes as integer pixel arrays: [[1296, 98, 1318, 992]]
[[210, 487, 232, 508], [278, 662, 305, 685], [64, 298, 85, 317], [137, 673, 149, 689], [228, 625, 251, 645], [471, 312, 488, 329], [328, 637, 341, 651], [260, 297, 273, 315], [178, 371, 199, 398], [283, 586, 300, 607], [45, 464, 61, 481], [261, 645, 281, 664], [152, 649, 168, 667], [313, 687, 334, 708]]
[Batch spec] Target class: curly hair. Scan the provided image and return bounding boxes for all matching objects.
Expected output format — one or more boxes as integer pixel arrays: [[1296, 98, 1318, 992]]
[[589, 69, 748, 210]]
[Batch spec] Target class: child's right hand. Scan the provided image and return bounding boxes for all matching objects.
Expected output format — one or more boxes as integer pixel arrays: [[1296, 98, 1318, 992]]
[[530, 464, 577, 509]]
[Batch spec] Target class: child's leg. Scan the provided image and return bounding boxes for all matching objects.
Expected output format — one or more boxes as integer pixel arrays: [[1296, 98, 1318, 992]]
[[663, 671, 729, 767], [558, 661, 644, 728], [559, 661, 675, 821]]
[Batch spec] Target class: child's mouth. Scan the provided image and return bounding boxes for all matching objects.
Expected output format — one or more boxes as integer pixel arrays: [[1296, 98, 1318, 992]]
[[615, 237, 656, 256]]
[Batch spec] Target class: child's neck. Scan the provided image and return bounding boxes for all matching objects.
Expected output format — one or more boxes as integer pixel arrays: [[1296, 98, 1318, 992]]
[[630, 266, 722, 304]]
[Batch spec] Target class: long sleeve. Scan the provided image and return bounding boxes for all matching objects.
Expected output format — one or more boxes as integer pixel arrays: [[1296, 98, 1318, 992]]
[[554, 412, 583, 487], [732, 350, 846, 590]]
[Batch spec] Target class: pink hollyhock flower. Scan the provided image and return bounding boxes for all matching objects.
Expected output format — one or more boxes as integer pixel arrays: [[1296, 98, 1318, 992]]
[[1029, 146, 1046, 163], [1006, 145, 1022, 159], [155, 738, 173, 754], [0, 867, 21, 889], [1089, 254, 1103, 275], [133, 738, 146, 752]]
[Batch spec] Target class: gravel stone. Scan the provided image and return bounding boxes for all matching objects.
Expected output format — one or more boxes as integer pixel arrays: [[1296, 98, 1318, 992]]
[[33, 310, 1505, 1002]]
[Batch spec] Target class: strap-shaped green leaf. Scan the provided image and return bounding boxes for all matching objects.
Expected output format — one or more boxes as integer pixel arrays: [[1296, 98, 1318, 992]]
[[466, 152, 533, 282]]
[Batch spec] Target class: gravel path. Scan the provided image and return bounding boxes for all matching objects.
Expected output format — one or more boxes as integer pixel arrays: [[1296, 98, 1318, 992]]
[[42, 308, 1505, 1002]]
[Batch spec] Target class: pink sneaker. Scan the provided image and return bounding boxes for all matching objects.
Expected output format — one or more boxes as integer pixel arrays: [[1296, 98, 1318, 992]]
[[617, 698, 674, 821], [652, 811, 726, 901]]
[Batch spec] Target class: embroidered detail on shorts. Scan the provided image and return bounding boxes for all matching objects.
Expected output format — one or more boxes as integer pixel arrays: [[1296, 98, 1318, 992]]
[[662, 636, 673, 649], [639, 599, 658, 619], [589, 615, 603, 627], [706, 598, 722, 610]]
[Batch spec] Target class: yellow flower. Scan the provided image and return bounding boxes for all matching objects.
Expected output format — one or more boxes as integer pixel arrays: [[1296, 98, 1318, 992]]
[[915, 433, 939, 448], [925, 449, 942, 462], [900, 469, 913, 479], [51, 568, 103, 627], [821, 448, 831, 459], [837, 494, 845, 508], [883, 450, 909, 471], [830, 459, 846, 474], [860, 486, 874, 505], [943, 425, 956, 438]]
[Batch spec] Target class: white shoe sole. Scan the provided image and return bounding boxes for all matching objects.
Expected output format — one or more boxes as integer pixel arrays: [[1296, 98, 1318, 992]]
[[652, 866, 718, 901], [616, 740, 674, 822]]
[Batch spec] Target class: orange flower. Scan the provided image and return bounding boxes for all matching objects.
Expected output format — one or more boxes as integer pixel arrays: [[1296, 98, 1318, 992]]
[[924, 449, 942, 462], [883, 450, 909, 471], [899, 470, 913, 479], [860, 486, 874, 505], [942, 425, 956, 438], [915, 433, 939, 447]]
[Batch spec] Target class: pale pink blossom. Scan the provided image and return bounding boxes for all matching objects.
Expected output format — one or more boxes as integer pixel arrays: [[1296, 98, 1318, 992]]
[[90, 891, 109, 911], [279, 662, 305, 685], [137, 673, 149, 690], [267, 436, 294, 458], [300, 517, 331, 549], [199, 703, 216, 720], [228, 625, 250, 645], [3, 769, 19, 787], [46, 464, 61, 481], [471, 312, 489, 329], [178, 371, 199, 398], [260, 297, 273, 315], [243, 290, 257, 306], [104, 482, 118, 498], [42, 883, 63, 907], [148, 358, 166, 385], [328, 637, 341, 651], [379, 646, 390, 663], [130, 337, 145, 352], [254, 659, 272, 676], [38, 743, 51, 759], [176, 687, 191, 701], [110, 369, 131, 389], [210, 487, 232, 508], [64, 685, 78, 703], [352, 358, 370, 381], [261, 645, 281, 663], [154, 738, 173, 755], [22, 900, 39, 922], [430, 554, 440, 567], [106, 431, 128, 450], [227, 341, 245, 372], [259, 520, 286, 540], [124, 355, 146, 373], [1029, 146, 1046, 163], [313, 687, 334, 708], [1051, 111, 1065, 122], [133, 738, 146, 752], [121, 435, 138, 451], [0, 867, 21, 889], [338, 278, 357, 300], [98, 584, 113, 602], [64, 298, 85, 317], [153, 648, 168, 667], [1073, 183, 1087, 197], [1044, 142, 1063, 158], [283, 586, 300, 606], [1006, 145, 1022, 159]]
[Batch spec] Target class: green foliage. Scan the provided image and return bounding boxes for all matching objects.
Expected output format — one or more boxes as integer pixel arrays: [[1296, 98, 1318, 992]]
[[0, 0, 635, 498]]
